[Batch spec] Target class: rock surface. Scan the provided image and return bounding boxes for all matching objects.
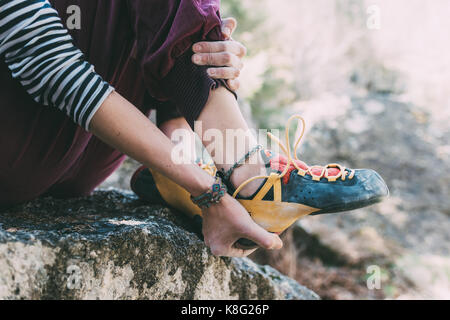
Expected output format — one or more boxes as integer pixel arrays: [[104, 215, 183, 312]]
[[0, 190, 318, 300]]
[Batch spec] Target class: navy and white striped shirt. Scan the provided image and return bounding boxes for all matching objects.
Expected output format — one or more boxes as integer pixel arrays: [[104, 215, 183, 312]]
[[0, 0, 114, 130]]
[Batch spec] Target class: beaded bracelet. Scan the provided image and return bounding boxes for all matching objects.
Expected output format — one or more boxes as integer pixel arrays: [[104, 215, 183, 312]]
[[190, 176, 228, 209]]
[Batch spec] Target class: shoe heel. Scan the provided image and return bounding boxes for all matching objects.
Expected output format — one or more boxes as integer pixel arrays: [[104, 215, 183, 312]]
[[150, 168, 203, 218], [239, 200, 319, 233], [131, 166, 166, 205]]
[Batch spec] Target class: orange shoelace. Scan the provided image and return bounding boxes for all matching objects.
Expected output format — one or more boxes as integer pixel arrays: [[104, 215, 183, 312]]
[[232, 115, 355, 198]]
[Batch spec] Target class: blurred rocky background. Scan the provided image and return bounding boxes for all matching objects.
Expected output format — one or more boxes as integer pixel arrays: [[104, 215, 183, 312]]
[[101, 0, 450, 299]]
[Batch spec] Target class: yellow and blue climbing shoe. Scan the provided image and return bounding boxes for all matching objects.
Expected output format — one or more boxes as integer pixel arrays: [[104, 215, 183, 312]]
[[131, 115, 389, 245]]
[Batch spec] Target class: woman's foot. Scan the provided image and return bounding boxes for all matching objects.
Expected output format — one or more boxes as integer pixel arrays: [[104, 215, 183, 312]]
[[237, 148, 389, 215], [131, 115, 389, 235]]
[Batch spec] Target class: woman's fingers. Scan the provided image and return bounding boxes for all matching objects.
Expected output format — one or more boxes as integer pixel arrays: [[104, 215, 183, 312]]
[[208, 218, 283, 257], [193, 40, 247, 58], [210, 244, 257, 258], [228, 247, 257, 258], [221, 17, 237, 39], [192, 23, 247, 85], [207, 67, 240, 79], [239, 225, 284, 251], [193, 52, 244, 69], [226, 79, 240, 91], [192, 17, 246, 86], [201, 195, 282, 258]]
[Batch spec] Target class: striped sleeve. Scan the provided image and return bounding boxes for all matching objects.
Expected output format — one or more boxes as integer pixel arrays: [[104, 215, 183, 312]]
[[0, 0, 114, 130]]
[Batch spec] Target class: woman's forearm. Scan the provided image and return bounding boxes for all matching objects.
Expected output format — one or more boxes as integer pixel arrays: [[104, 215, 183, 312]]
[[89, 91, 214, 196]]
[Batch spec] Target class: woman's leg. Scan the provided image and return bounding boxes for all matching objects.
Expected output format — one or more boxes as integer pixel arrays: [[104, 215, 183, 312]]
[[196, 87, 265, 197], [157, 95, 265, 198]]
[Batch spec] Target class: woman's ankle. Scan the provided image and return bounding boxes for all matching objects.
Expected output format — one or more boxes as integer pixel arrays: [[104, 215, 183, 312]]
[[231, 167, 265, 198], [221, 154, 267, 198]]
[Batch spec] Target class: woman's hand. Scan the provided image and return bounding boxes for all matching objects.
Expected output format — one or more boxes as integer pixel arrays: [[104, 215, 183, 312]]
[[90, 92, 282, 258], [202, 194, 283, 257], [192, 17, 246, 91]]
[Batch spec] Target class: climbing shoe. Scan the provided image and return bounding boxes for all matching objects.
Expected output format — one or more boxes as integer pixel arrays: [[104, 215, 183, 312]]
[[131, 115, 389, 247], [131, 161, 217, 219]]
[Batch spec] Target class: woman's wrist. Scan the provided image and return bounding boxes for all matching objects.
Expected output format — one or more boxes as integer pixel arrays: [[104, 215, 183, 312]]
[[190, 176, 228, 209], [182, 165, 216, 197]]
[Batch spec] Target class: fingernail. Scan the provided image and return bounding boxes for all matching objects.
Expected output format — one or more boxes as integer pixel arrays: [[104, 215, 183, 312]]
[[278, 239, 283, 249], [193, 44, 202, 51], [223, 27, 231, 37], [207, 69, 216, 76], [193, 55, 201, 63], [270, 238, 282, 250]]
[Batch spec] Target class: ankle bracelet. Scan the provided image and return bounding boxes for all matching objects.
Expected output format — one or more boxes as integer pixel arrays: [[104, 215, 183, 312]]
[[219, 145, 263, 184], [190, 176, 228, 209]]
